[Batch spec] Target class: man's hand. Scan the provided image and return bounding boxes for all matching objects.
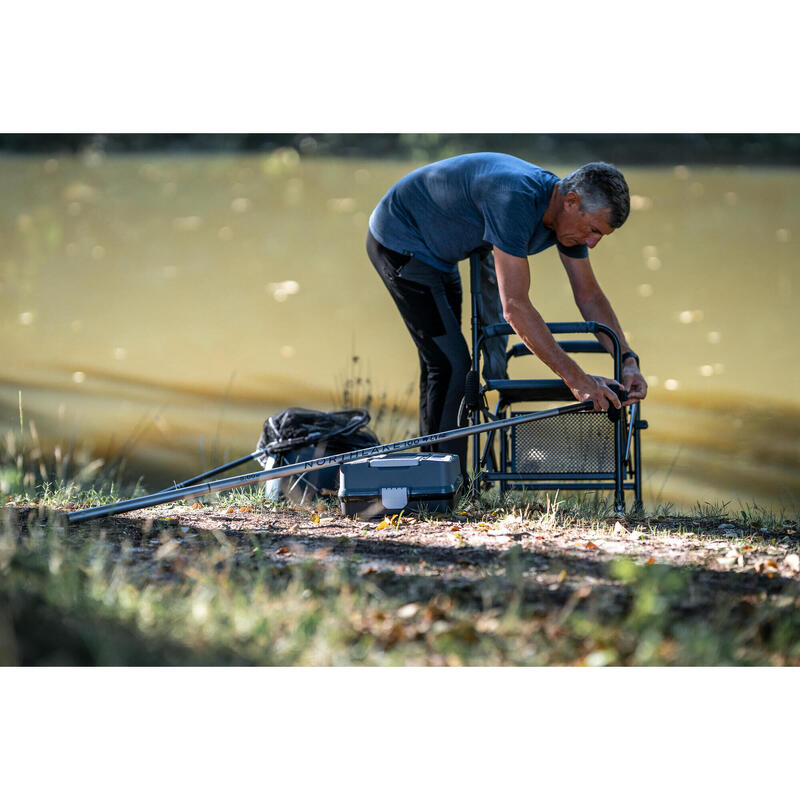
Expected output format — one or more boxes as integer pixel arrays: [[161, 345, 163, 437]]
[[567, 374, 624, 412], [622, 362, 648, 402], [492, 247, 644, 411]]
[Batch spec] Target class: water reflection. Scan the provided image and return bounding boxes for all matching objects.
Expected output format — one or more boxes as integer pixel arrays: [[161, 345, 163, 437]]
[[268, 280, 300, 301], [2, 154, 799, 512], [678, 310, 703, 323]]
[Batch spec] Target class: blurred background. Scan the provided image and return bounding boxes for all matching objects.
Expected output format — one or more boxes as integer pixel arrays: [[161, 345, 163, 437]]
[[2, 133, 798, 512]]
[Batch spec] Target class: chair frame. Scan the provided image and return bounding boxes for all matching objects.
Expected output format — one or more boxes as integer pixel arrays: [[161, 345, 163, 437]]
[[467, 252, 645, 512]]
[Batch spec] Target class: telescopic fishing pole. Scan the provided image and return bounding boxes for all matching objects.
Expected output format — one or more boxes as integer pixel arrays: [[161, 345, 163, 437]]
[[67, 399, 599, 523]]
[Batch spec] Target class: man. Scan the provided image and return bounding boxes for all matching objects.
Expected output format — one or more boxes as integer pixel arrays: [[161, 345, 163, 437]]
[[367, 152, 648, 475]]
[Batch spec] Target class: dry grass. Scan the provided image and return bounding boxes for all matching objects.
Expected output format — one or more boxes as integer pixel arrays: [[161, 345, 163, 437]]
[[3, 490, 799, 666]]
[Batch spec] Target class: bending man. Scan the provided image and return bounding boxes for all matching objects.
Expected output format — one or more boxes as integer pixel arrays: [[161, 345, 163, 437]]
[[366, 152, 648, 476]]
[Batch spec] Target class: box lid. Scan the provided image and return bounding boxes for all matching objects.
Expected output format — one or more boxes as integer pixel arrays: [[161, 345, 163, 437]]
[[338, 453, 462, 497]]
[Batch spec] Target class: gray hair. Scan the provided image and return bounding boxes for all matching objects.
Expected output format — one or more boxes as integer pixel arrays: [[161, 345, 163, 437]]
[[558, 162, 630, 228]]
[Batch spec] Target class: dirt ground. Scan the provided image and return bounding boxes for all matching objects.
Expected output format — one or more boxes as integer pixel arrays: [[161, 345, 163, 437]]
[[6, 499, 800, 666], [57, 501, 800, 592]]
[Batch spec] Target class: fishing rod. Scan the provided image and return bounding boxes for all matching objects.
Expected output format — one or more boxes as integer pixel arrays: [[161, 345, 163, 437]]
[[67, 398, 609, 523]]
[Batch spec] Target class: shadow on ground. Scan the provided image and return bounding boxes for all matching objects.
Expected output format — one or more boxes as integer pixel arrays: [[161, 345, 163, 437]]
[[3, 505, 800, 665]]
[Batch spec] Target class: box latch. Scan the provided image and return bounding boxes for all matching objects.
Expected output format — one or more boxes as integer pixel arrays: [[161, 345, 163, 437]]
[[381, 487, 409, 509]]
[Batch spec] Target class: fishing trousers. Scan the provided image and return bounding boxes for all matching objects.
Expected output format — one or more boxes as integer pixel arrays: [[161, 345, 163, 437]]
[[367, 231, 471, 477]]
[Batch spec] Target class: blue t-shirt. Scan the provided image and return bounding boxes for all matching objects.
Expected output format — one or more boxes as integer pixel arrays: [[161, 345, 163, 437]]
[[369, 152, 588, 272]]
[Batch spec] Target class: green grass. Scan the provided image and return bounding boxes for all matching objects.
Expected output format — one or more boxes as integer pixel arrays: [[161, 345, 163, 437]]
[[3, 492, 800, 666], [1, 407, 146, 509], [4, 406, 800, 666]]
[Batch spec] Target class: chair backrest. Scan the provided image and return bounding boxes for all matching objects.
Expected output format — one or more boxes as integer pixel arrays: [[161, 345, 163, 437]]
[[468, 252, 623, 382]]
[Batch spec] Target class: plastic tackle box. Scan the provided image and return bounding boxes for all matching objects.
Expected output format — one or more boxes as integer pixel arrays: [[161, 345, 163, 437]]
[[338, 453, 462, 519]]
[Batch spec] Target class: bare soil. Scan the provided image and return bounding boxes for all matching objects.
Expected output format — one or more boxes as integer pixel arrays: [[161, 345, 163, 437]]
[[6, 500, 800, 665], [44, 501, 800, 605]]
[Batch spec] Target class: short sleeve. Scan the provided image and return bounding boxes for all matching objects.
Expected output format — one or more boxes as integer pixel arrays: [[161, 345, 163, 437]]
[[477, 187, 538, 258]]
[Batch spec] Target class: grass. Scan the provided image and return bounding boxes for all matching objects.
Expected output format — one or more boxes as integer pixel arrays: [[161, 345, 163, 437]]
[[332, 354, 415, 445], [3, 482, 800, 665], [2, 395, 146, 508], [3, 400, 800, 666]]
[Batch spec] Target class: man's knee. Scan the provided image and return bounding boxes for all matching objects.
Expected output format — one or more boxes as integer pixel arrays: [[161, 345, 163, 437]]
[[421, 340, 468, 378]]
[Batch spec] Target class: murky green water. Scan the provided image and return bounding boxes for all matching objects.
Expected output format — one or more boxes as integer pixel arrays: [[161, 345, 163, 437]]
[[2, 152, 798, 512]]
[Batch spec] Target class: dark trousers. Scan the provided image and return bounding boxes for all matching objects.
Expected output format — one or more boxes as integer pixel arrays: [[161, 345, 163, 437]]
[[367, 231, 471, 477]]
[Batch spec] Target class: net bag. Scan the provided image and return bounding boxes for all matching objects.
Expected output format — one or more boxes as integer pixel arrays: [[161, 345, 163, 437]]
[[255, 408, 379, 503]]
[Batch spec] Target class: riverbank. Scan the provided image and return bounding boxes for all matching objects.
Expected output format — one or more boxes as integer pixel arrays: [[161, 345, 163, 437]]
[[3, 493, 799, 665]]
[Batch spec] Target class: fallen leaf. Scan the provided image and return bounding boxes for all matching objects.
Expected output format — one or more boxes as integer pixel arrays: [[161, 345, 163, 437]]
[[646, 556, 655, 565], [310, 512, 320, 524], [276, 547, 290, 555], [376, 517, 392, 530], [723, 548, 745, 568], [240, 505, 253, 513], [613, 521, 629, 536], [191, 502, 201, 509], [585, 541, 599, 550], [755, 559, 778, 577], [226, 508, 235, 514], [397, 603, 419, 619]]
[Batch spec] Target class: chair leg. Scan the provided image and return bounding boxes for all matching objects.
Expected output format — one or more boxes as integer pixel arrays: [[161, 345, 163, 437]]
[[633, 419, 644, 513]]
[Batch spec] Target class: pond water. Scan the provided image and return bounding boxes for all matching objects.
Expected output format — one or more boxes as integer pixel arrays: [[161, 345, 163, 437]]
[[2, 152, 798, 512]]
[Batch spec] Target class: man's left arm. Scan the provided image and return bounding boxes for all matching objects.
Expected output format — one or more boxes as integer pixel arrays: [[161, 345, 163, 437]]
[[558, 251, 648, 401]]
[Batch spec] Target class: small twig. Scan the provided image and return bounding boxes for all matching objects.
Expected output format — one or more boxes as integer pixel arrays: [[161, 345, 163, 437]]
[[655, 444, 683, 507]]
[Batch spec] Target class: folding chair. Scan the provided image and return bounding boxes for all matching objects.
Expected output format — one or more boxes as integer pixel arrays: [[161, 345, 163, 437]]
[[466, 251, 647, 512]]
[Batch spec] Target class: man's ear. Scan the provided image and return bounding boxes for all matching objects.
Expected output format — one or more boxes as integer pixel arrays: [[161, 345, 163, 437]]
[[564, 191, 581, 212]]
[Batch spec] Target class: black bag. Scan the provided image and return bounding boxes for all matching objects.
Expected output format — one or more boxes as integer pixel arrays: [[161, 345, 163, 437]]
[[256, 408, 379, 503]]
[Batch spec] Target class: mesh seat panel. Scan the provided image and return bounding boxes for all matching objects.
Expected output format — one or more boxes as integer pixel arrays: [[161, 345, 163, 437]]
[[510, 410, 616, 473]]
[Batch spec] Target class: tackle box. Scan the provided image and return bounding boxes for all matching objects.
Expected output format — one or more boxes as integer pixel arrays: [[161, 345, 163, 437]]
[[338, 453, 462, 519]]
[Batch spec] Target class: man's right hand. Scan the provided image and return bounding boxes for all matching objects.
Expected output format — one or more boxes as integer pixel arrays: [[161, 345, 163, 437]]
[[567, 374, 623, 412]]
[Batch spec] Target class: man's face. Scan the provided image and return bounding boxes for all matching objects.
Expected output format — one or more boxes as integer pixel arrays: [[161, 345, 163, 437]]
[[555, 192, 615, 249]]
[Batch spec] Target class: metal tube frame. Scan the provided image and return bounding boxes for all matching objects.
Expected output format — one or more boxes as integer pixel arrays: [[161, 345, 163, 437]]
[[468, 252, 641, 513]]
